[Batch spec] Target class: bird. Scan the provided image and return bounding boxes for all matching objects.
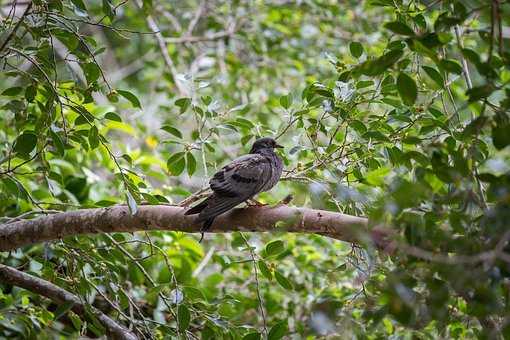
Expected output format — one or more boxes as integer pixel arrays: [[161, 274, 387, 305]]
[[185, 137, 284, 242]]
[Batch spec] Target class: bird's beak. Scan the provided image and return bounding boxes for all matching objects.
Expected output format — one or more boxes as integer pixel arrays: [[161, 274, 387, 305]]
[[275, 144, 284, 149]]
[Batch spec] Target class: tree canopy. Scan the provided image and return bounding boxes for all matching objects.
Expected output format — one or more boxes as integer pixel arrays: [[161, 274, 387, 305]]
[[1, 0, 510, 338]]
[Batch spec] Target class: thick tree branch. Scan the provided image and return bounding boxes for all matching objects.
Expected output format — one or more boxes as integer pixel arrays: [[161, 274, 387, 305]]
[[0, 205, 388, 252], [0, 264, 138, 340]]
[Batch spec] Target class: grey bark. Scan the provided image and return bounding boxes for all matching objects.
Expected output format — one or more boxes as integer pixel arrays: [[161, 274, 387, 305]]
[[0, 205, 389, 252]]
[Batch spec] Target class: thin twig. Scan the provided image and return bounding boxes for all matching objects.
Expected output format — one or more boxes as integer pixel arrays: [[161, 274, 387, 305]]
[[240, 233, 268, 336], [0, 2, 32, 54]]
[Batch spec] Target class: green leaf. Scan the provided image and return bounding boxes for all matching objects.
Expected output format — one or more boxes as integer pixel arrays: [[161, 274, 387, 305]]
[[2, 87, 23, 96], [268, 320, 288, 340], [438, 59, 463, 75], [102, 0, 115, 20], [178, 304, 191, 331], [126, 190, 138, 215], [466, 85, 495, 102], [265, 240, 284, 256], [422, 66, 444, 88], [275, 271, 293, 290], [25, 85, 36, 102], [384, 21, 415, 36], [118, 89, 142, 108], [54, 301, 74, 320], [186, 152, 196, 176], [365, 167, 390, 186], [88, 126, 100, 149], [70, 0, 87, 10], [363, 131, 390, 142], [349, 42, 363, 58], [69, 312, 82, 330], [2, 177, 19, 196], [14, 132, 37, 155], [243, 332, 261, 340], [161, 125, 183, 138], [258, 261, 273, 281], [167, 152, 186, 176], [50, 130, 65, 156], [82, 62, 101, 84], [280, 94, 292, 109], [175, 98, 191, 114], [492, 124, 510, 150], [358, 49, 403, 76], [397, 73, 417, 106], [104, 112, 122, 122]]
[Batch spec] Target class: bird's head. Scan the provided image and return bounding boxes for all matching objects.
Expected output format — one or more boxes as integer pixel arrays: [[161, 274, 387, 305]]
[[250, 137, 283, 154]]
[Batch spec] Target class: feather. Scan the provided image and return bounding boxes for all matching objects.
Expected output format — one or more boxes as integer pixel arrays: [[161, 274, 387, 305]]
[[184, 199, 209, 215]]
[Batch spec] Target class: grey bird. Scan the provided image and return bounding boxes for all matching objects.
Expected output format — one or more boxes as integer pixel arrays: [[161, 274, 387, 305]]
[[185, 137, 284, 242]]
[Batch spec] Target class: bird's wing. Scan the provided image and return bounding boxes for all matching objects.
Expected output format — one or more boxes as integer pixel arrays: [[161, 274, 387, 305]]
[[209, 154, 272, 199]]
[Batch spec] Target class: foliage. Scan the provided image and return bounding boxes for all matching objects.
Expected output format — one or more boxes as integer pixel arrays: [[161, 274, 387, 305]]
[[0, 0, 509, 338]]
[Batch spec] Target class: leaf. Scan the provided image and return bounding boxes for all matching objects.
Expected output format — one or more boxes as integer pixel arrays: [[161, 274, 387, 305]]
[[350, 120, 367, 134], [175, 98, 191, 114], [275, 271, 293, 290], [268, 320, 288, 340], [117, 89, 142, 108], [178, 304, 191, 331], [492, 124, 510, 150], [280, 94, 292, 109], [69, 312, 82, 330], [2, 87, 23, 96], [365, 167, 390, 186], [422, 66, 444, 88], [349, 41, 363, 58], [167, 152, 186, 176], [243, 332, 261, 340], [14, 132, 37, 155], [358, 49, 403, 76], [104, 112, 122, 122], [258, 261, 273, 281], [186, 152, 196, 176], [88, 126, 100, 149], [363, 131, 390, 142], [82, 62, 100, 84], [2, 177, 19, 196], [397, 73, 417, 106], [265, 240, 284, 256], [384, 21, 415, 36], [54, 301, 74, 320], [126, 190, 138, 215], [50, 130, 65, 156], [102, 0, 115, 20], [466, 85, 495, 102], [161, 125, 183, 138], [438, 59, 463, 75], [25, 85, 36, 102], [70, 0, 87, 10]]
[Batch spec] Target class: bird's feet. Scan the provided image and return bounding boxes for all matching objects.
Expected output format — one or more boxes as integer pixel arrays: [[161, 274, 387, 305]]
[[246, 198, 267, 207], [275, 194, 293, 206]]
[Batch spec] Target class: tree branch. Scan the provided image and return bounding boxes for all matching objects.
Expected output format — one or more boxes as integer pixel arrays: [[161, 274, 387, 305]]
[[0, 264, 138, 340], [164, 28, 235, 44], [0, 205, 385, 252]]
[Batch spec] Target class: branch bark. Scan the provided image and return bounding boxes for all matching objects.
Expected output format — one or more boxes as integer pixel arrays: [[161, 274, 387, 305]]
[[0, 264, 138, 340], [0, 205, 388, 252]]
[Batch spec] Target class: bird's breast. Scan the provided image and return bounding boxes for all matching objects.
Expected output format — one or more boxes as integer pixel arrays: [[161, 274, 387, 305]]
[[261, 154, 283, 191]]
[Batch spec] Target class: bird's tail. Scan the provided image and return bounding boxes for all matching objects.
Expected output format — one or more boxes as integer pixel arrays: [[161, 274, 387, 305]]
[[184, 198, 209, 215], [184, 197, 215, 242], [199, 218, 215, 243], [185, 194, 244, 242]]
